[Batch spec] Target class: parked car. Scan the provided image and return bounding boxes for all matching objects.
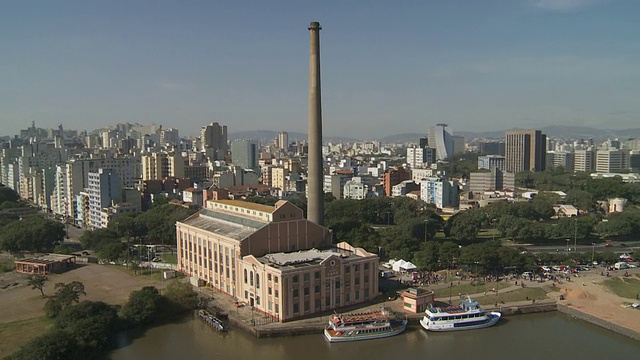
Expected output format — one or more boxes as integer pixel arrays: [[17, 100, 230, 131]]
[[604, 243, 613, 247]]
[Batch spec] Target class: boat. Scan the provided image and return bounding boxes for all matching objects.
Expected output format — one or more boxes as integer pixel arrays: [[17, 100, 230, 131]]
[[198, 309, 227, 332], [419, 296, 501, 332], [324, 308, 407, 342]]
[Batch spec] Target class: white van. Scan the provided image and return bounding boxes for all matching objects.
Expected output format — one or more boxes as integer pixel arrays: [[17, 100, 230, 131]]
[[614, 262, 629, 270]]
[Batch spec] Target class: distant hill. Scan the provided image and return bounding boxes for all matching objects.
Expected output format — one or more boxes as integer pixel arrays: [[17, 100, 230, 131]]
[[378, 133, 423, 144], [229, 130, 358, 144]]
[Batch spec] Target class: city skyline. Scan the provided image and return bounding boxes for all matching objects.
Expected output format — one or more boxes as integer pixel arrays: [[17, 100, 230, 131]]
[[2, 0, 639, 139]]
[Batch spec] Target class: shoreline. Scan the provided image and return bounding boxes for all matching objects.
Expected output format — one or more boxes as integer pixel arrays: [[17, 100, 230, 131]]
[[221, 299, 640, 342]]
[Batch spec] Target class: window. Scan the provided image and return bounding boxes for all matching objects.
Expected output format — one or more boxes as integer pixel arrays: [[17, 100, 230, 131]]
[[303, 273, 310, 282], [405, 302, 412, 308], [364, 275, 369, 283], [345, 293, 350, 303], [268, 287, 272, 295], [335, 281, 341, 289], [275, 304, 279, 313], [315, 299, 321, 309], [274, 276, 279, 284], [354, 265, 360, 272], [314, 285, 320, 294], [256, 296, 261, 305], [364, 263, 369, 270], [293, 275, 299, 283], [256, 274, 260, 289], [293, 289, 299, 298], [325, 296, 330, 306], [293, 303, 299, 314], [304, 301, 310, 312], [268, 301, 273, 311], [315, 271, 321, 279], [250, 271, 254, 286], [244, 291, 248, 299], [365, 289, 369, 298], [275, 289, 279, 298], [355, 290, 360, 300], [355, 277, 360, 285], [268, 274, 272, 281], [345, 266, 350, 273], [304, 287, 309, 296], [335, 295, 340, 305], [244, 269, 247, 283]]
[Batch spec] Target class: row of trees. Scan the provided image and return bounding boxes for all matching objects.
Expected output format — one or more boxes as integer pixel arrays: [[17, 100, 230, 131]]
[[516, 168, 640, 204], [12, 280, 198, 360]]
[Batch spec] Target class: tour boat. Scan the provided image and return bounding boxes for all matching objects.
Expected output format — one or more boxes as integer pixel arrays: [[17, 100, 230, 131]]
[[324, 308, 407, 342], [419, 296, 501, 332], [198, 309, 227, 332]]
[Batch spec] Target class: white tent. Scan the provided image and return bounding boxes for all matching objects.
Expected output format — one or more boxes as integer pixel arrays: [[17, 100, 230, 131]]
[[391, 259, 417, 272]]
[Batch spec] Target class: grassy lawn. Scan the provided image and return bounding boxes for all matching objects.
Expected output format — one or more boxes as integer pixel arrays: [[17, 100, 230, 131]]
[[603, 277, 640, 300], [433, 281, 507, 298], [473, 288, 549, 306], [0, 317, 53, 357], [160, 253, 177, 264]]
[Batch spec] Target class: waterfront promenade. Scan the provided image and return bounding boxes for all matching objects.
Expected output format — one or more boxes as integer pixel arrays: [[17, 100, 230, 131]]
[[198, 267, 640, 340]]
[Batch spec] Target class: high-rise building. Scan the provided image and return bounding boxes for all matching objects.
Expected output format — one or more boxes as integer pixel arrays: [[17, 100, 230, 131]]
[[469, 168, 515, 193], [419, 177, 459, 209], [141, 153, 185, 180], [382, 167, 410, 197], [231, 140, 259, 171], [546, 151, 574, 171], [277, 131, 289, 151], [200, 122, 228, 160], [573, 149, 594, 173], [477, 155, 506, 172], [504, 129, 546, 173], [596, 149, 624, 173], [427, 124, 453, 161], [87, 169, 122, 229]]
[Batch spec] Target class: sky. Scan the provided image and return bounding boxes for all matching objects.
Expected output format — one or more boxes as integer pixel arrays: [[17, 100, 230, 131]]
[[1, 0, 639, 139]]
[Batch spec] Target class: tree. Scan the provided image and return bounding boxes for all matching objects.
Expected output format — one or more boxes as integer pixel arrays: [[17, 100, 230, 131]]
[[119, 286, 165, 325], [0, 185, 19, 206], [565, 189, 595, 212], [54, 301, 119, 353], [44, 281, 86, 318], [0, 217, 65, 253], [164, 281, 198, 312], [11, 329, 82, 360], [28, 274, 47, 296]]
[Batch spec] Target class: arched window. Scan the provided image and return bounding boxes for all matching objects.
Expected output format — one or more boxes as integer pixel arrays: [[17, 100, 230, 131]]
[[250, 271, 254, 286], [256, 274, 260, 289], [244, 269, 247, 283]]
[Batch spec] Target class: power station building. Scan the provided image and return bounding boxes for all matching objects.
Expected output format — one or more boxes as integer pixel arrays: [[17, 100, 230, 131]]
[[176, 199, 379, 322]]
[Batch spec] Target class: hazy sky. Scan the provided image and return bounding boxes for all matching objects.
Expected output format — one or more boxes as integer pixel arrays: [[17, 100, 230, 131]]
[[1, 0, 639, 139]]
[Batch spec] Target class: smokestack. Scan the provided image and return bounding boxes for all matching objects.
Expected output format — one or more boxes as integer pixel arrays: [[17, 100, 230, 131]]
[[307, 21, 324, 226]]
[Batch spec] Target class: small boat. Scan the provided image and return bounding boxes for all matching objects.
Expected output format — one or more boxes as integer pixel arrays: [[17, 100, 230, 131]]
[[419, 296, 501, 332], [198, 309, 227, 332], [324, 308, 407, 342]]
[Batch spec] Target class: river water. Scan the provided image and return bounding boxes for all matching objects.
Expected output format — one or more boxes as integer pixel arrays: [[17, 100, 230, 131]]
[[111, 313, 640, 360]]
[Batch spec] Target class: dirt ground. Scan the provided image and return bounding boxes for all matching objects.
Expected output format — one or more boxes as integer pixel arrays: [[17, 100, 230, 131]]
[[0, 263, 162, 324], [551, 267, 640, 334]]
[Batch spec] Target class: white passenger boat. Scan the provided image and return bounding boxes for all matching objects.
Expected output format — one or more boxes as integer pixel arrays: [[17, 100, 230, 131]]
[[324, 308, 407, 342], [419, 297, 501, 332]]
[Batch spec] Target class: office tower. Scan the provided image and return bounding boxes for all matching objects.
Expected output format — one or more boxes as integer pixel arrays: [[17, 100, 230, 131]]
[[231, 140, 259, 171], [573, 149, 594, 173], [200, 122, 228, 160], [427, 124, 453, 161], [504, 129, 546, 173], [277, 131, 289, 151], [477, 155, 506, 172], [307, 21, 324, 226], [596, 149, 624, 173]]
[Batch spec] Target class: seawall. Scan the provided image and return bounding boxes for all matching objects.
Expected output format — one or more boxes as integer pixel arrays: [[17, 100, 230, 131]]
[[557, 304, 640, 342]]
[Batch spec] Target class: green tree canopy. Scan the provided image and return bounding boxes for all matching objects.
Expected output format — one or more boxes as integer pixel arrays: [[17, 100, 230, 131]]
[[119, 286, 166, 325], [0, 216, 65, 253], [44, 281, 86, 318], [54, 301, 120, 354], [164, 281, 198, 313]]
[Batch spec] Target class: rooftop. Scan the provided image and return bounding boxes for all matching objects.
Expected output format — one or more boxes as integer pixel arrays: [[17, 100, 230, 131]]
[[181, 208, 266, 240], [16, 254, 76, 265], [212, 199, 275, 213], [260, 248, 350, 269]]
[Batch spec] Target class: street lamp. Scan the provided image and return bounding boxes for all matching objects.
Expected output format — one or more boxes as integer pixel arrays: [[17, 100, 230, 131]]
[[566, 239, 570, 253], [591, 242, 596, 265]]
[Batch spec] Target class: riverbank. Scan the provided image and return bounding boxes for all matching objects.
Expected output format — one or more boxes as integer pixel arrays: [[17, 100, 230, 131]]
[[199, 268, 640, 341]]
